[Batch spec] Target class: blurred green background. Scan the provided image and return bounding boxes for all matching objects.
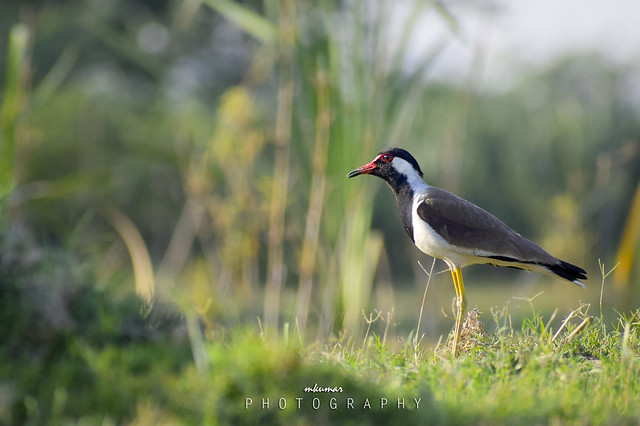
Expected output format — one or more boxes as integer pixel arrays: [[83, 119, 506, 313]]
[[1, 0, 640, 423]]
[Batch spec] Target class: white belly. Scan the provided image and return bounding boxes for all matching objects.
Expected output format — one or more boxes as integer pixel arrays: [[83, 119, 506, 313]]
[[411, 196, 479, 268]]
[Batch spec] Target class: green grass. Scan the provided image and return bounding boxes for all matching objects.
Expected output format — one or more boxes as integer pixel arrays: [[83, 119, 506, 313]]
[[185, 305, 640, 425], [3, 223, 637, 425], [3, 240, 639, 425]]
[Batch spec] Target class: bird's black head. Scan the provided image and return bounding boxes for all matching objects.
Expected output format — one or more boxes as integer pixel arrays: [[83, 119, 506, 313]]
[[347, 147, 424, 183], [348, 148, 425, 239]]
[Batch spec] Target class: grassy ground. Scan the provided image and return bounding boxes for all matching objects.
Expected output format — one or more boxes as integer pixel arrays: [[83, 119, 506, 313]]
[[179, 307, 639, 426], [3, 255, 639, 425]]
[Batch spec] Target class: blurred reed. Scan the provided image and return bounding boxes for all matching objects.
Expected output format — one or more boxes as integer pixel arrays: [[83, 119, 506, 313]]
[[1, 24, 29, 207], [296, 69, 331, 332], [615, 181, 640, 304], [102, 206, 155, 307], [264, 0, 295, 330]]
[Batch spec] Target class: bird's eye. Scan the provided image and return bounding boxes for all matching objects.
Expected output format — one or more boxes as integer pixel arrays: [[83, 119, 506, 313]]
[[381, 154, 393, 163]]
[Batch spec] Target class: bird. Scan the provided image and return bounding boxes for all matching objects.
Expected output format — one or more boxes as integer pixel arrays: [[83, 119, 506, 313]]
[[347, 147, 587, 356]]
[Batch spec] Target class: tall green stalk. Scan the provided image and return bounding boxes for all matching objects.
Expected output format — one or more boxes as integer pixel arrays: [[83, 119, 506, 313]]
[[1, 24, 30, 203], [296, 70, 331, 332], [264, 0, 296, 330]]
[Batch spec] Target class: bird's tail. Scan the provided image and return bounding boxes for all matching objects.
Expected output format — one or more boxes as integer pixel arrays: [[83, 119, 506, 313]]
[[547, 260, 587, 288]]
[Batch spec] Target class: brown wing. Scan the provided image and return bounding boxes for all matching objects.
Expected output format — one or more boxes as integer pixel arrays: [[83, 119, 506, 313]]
[[416, 187, 557, 264]]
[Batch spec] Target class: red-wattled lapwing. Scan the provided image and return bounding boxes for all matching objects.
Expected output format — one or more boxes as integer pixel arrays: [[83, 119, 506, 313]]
[[347, 147, 587, 356]]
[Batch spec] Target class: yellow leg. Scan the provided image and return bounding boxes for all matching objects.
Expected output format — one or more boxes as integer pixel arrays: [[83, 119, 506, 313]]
[[450, 267, 467, 357]]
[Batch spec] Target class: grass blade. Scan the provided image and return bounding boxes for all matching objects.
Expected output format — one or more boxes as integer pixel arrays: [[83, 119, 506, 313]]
[[203, 0, 277, 44], [102, 206, 155, 307], [1, 24, 30, 191]]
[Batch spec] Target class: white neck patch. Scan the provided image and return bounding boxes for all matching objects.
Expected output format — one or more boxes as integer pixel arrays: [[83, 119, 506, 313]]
[[391, 157, 429, 192]]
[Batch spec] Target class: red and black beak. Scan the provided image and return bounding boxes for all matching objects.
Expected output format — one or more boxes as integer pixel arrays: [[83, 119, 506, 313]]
[[347, 160, 377, 178]]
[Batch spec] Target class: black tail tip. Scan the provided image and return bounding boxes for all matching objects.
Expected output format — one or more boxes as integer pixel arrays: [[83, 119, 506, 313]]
[[548, 260, 587, 287]]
